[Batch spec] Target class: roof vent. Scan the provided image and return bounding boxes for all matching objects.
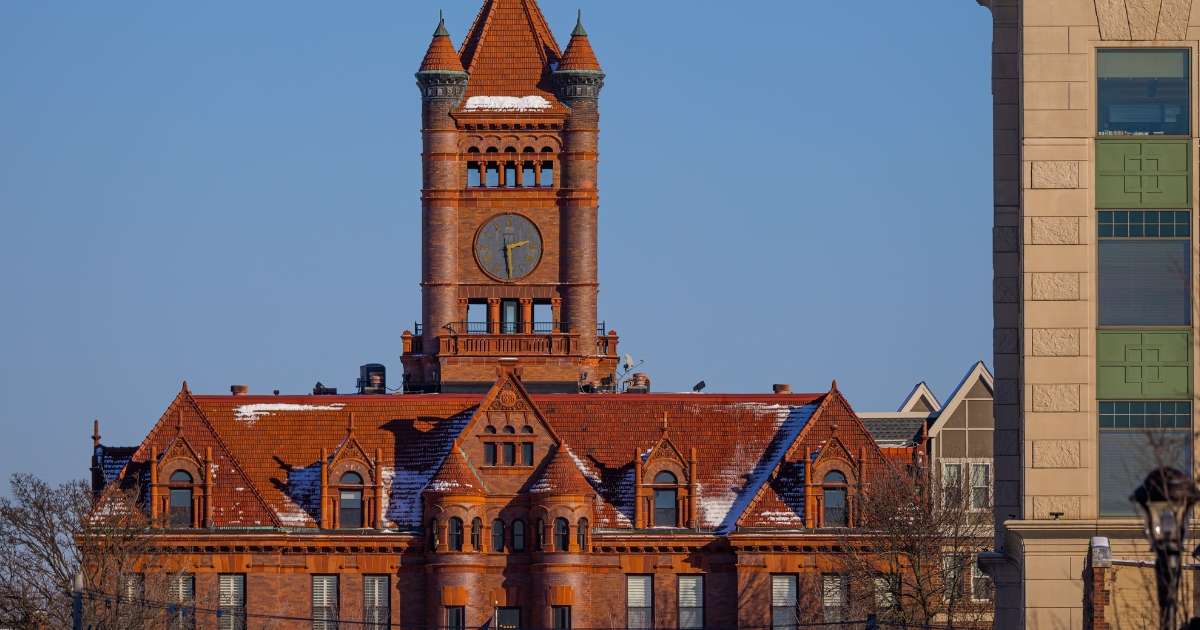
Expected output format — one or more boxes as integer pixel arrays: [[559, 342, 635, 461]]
[[312, 382, 338, 396], [626, 372, 651, 394], [357, 364, 386, 395], [773, 384, 792, 395], [231, 384, 249, 396]]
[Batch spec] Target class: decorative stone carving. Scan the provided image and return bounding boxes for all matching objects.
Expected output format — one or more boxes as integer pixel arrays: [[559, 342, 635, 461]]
[[1032, 384, 1080, 412], [1031, 161, 1079, 189], [1094, 0, 1194, 40], [1033, 440, 1082, 468], [1031, 273, 1079, 301], [1032, 329, 1080, 357], [1030, 217, 1079, 245], [1032, 495, 1082, 519]]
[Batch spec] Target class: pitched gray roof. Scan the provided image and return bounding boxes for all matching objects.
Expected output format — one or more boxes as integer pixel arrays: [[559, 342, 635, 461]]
[[861, 417, 925, 447]]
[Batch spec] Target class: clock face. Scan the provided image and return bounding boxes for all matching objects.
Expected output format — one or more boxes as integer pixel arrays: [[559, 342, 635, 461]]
[[474, 213, 543, 282]]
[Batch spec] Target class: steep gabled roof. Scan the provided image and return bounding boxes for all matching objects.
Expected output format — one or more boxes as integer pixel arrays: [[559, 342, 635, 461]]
[[928, 361, 994, 436], [458, 0, 562, 102], [425, 446, 486, 496], [121, 385, 281, 528], [418, 15, 466, 73], [529, 444, 594, 496], [558, 12, 602, 72], [898, 381, 941, 413]]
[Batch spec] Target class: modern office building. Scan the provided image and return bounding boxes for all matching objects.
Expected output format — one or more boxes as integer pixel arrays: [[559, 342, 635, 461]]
[[979, 0, 1198, 625]]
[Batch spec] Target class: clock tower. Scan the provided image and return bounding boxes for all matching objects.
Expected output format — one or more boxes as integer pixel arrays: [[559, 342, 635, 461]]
[[402, 1, 618, 393]]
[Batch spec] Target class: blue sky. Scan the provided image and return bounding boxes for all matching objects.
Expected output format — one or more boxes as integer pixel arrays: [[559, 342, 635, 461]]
[[0, 2, 994, 486]]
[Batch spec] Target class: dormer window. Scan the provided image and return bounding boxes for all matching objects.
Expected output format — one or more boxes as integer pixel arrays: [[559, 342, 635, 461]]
[[652, 471, 678, 528], [168, 470, 194, 528], [339, 472, 364, 529], [822, 471, 848, 527]]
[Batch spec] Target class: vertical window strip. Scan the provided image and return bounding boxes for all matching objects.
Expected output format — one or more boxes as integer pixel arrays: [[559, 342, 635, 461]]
[[627, 575, 652, 629], [770, 575, 797, 630], [312, 575, 339, 630], [217, 574, 246, 630], [363, 575, 389, 630], [678, 575, 704, 629]]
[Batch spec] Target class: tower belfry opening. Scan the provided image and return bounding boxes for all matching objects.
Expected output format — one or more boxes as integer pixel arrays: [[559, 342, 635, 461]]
[[403, 2, 617, 394]]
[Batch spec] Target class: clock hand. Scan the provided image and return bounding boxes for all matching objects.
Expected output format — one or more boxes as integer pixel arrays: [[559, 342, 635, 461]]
[[504, 245, 513, 279]]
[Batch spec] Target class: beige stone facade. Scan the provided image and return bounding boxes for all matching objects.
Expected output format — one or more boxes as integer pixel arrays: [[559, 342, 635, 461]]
[[982, 0, 1200, 627]]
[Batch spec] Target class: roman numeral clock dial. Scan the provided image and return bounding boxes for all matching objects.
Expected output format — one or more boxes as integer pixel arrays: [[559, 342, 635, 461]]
[[473, 213, 543, 282]]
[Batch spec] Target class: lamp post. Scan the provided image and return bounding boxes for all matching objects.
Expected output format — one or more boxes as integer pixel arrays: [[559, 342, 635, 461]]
[[1131, 467, 1200, 630]]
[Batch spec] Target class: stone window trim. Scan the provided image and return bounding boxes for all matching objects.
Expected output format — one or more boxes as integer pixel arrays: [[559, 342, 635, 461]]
[[427, 505, 488, 553], [150, 445, 210, 530], [635, 444, 699, 529], [528, 505, 591, 553], [320, 446, 386, 530], [809, 458, 858, 528]]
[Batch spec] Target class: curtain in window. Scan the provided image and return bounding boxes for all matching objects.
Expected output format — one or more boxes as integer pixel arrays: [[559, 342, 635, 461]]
[[363, 575, 389, 630], [678, 575, 704, 629], [770, 575, 797, 630], [626, 575, 652, 629], [217, 575, 246, 630], [312, 575, 339, 630]]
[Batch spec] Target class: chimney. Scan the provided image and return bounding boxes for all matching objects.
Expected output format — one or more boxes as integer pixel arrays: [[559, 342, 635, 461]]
[[773, 384, 792, 395], [626, 372, 651, 394], [357, 364, 387, 395], [231, 384, 249, 396]]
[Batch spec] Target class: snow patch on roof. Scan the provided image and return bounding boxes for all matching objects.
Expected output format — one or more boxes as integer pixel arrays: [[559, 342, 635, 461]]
[[712, 403, 818, 533], [279, 464, 320, 527], [427, 479, 469, 493], [464, 95, 551, 111], [234, 403, 345, 426]]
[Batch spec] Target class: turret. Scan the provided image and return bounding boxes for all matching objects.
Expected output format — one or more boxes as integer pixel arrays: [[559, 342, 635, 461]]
[[553, 12, 606, 382], [415, 14, 469, 370]]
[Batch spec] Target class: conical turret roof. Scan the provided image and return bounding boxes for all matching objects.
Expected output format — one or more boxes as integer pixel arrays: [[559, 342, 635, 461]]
[[424, 447, 485, 495], [458, 0, 562, 100], [529, 444, 594, 496], [418, 14, 466, 73], [558, 11, 602, 72]]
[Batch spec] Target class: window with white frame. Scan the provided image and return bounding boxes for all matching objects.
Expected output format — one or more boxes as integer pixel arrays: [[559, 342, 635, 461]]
[[363, 575, 389, 629], [217, 574, 246, 630], [168, 573, 196, 630], [970, 463, 991, 510], [627, 575, 652, 629], [770, 575, 797, 630], [821, 574, 849, 623], [972, 561, 993, 602], [312, 575, 339, 630], [678, 575, 703, 629]]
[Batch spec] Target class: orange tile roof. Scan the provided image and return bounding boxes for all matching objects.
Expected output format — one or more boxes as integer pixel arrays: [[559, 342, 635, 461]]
[[425, 446, 486, 496], [418, 18, 466, 73], [458, 0, 562, 102], [528, 444, 594, 497], [105, 382, 921, 533], [558, 19, 601, 72]]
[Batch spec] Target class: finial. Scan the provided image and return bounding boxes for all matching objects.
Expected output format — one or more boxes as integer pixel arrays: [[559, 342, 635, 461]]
[[181, 380, 190, 394], [831, 379, 839, 392], [572, 9, 587, 37], [92, 419, 101, 449], [434, 10, 450, 37]]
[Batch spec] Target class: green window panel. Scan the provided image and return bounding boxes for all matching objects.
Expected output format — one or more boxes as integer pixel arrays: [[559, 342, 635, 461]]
[[1097, 330, 1192, 399], [1096, 140, 1191, 209]]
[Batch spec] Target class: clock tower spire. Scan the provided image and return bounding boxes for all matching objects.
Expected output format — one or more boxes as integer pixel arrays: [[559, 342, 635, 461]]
[[402, 1, 618, 394]]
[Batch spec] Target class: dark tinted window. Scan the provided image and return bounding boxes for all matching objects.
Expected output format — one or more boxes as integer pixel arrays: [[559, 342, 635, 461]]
[[1098, 239, 1190, 325], [1098, 49, 1189, 135], [1099, 417, 1192, 516]]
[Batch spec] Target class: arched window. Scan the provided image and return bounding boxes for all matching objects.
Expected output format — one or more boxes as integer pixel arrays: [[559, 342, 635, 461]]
[[428, 519, 440, 549], [339, 471, 364, 529], [448, 517, 464, 551], [652, 471, 678, 528], [168, 470, 194, 528], [512, 519, 526, 552], [823, 471, 849, 527], [577, 517, 589, 551], [492, 519, 505, 552], [535, 518, 545, 550], [471, 517, 483, 551], [503, 426, 516, 434], [554, 518, 570, 551], [521, 426, 534, 434], [484, 426, 497, 434]]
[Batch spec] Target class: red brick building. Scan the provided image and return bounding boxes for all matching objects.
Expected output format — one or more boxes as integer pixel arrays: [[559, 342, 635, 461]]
[[89, 1, 930, 628]]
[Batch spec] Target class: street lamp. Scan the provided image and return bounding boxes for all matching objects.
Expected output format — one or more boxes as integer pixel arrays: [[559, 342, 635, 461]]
[[1131, 467, 1200, 630]]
